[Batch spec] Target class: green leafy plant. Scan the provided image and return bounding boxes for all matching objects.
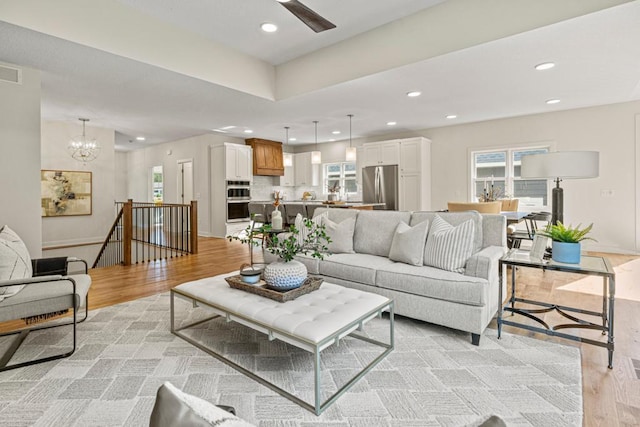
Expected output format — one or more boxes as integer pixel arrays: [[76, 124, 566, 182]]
[[538, 222, 596, 243], [227, 218, 331, 262]]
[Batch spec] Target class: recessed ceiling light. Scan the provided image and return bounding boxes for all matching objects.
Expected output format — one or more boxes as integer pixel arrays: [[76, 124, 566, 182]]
[[407, 91, 421, 97], [535, 62, 555, 70], [332, 130, 341, 135], [546, 99, 561, 105], [387, 121, 397, 126], [220, 125, 236, 130], [244, 129, 254, 134], [446, 115, 457, 119], [136, 136, 145, 141], [261, 22, 278, 33], [289, 138, 296, 141], [212, 129, 228, 133], [329, 139, 335, 142], [276, 0, 290, 2]]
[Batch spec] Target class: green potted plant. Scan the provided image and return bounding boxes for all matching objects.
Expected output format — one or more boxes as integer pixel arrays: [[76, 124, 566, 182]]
[[537, 222, 596, 264], [228, 218, 331, 290]]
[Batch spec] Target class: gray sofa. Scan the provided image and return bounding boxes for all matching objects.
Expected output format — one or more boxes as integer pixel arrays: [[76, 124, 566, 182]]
[[267, 208, 506, 345]]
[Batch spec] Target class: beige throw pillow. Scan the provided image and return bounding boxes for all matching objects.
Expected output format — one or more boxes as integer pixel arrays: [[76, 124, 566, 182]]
[[0, 225, 33, 301], [323, 217, 356, 254], [389, 220, 429, 266]]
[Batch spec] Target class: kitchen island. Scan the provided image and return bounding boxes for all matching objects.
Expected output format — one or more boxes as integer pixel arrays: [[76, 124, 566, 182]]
[[248, 201, 387, 224]]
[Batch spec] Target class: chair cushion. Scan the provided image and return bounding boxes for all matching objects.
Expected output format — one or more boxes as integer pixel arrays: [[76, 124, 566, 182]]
[[0, 225, 33, 301], [323, 217, 356, 254], [0, 274, 91, 322], [150, 382, 254, 427], [424, 215, 475, 273], [319, 253, 394, 286], [375, 263, 488, 306], [388, 220, 429, 266]]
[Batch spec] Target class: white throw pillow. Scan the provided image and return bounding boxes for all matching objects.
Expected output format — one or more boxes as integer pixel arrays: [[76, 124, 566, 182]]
[[323, 217, 356, 254], [423, 215, 475, 273], [389, 220, 429, 266], [150, 381, 254, 427], [293, 212, 326, 246], [0, 225, 33, 301]]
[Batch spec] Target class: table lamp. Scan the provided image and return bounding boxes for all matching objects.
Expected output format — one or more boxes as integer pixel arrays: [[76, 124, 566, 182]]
[[520, 151, 599, 226]]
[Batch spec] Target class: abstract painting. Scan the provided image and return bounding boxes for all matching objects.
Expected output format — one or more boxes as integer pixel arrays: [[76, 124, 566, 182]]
[[41, 170, 92, 216]]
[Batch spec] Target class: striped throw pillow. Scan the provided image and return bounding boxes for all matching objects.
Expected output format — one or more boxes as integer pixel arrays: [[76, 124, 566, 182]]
[[424, 215, 475, 273]]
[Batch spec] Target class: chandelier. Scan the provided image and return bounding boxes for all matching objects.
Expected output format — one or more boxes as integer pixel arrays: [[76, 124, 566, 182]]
[[68, 118, 100, 163]]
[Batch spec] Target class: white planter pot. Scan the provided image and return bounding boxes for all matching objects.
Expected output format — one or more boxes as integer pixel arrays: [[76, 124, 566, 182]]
[[263, 260, 307, 290]]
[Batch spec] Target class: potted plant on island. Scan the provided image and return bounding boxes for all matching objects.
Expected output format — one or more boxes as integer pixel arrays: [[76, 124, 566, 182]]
[[228, 218, 331, 290], [538, 222, 596, 264]]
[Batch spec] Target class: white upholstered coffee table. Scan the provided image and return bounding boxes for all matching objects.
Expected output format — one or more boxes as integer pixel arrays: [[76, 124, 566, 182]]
[[171, 273, 394, 415]]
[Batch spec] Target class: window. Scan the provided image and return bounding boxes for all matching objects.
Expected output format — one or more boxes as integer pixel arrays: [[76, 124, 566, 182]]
[[471, 146, 549, 209], [324, 162, 357, 194], [151, 165, 163, 203]]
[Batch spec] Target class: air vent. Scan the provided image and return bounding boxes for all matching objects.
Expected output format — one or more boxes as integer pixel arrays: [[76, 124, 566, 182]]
[[0, 65, 22, 85]]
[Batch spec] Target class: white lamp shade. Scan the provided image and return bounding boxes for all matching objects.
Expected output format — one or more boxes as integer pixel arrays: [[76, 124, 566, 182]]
[[521, 151, 599, 179], [345, 146, 357, 162], [311, 151, 322, 164], [283, 153, 293, 167]]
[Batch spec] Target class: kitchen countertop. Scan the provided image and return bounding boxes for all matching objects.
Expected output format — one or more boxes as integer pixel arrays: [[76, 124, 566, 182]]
[[250, 200, 385, 209]]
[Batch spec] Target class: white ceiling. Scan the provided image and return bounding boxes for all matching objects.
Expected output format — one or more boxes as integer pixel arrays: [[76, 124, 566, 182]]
[[0, 0, 639, 151]]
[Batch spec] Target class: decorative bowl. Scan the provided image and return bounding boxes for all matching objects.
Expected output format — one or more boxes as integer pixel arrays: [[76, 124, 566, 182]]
[[239, 266, 263, 284]]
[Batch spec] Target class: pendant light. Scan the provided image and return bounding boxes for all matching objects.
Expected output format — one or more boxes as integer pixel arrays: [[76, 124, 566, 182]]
[[345, 114, 356, 162], [311, 120, 321, 164], [283, 126, 293, 167], [68, 118, 100, 163]]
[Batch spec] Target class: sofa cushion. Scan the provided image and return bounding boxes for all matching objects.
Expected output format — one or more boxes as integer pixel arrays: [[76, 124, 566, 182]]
[[353, 210, 412, 257], [319, 253, 395, 286], [388, 220, 429, 266], [0, 225, 33, 301], [424, 215, 475, 273], [312, 207, 359, 224], [410, 211, 483, 254], [375, 263, 488, 306], [323, 217, 356, 254]]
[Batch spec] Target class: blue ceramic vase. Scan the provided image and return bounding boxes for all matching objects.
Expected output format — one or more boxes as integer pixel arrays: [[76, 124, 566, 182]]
[[552, 241, 581, 264]]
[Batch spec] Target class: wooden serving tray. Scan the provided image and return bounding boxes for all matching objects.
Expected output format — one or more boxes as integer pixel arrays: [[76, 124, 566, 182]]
[[225, 275, 323, 303]]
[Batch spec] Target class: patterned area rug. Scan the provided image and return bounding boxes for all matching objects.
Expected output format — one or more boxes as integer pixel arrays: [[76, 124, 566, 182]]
[[0, 292, 582, 426]]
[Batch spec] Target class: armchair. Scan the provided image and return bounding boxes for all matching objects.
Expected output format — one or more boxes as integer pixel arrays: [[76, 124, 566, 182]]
[[0, 230, 91, 372]]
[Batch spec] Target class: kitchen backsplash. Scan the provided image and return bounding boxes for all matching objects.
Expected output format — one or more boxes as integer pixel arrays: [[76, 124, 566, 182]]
[[251, 175, 362, 202]]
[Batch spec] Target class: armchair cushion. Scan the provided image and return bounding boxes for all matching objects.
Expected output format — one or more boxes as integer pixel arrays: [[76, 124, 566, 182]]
[[0, 225, 32, 301]]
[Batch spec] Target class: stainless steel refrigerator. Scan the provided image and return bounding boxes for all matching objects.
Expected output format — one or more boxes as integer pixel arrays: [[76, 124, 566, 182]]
[[362, 165, 398, 210]]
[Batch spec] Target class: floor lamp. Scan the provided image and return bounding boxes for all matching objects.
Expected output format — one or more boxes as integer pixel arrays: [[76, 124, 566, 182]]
[[520, 151, 599, 226]]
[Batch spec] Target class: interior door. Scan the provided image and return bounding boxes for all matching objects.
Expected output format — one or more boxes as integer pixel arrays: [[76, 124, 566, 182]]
[[178, 160, 194, 203]]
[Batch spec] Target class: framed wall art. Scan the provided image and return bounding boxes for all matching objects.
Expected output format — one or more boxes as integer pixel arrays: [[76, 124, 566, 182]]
[[41, 170, 92, 217]]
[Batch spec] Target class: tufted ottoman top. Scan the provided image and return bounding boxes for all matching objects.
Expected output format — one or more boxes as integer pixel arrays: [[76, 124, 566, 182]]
[[174, 273, 392, 347]]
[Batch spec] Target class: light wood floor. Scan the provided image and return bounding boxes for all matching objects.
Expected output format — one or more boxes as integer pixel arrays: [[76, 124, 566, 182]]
[[42, 239, 640, 425]]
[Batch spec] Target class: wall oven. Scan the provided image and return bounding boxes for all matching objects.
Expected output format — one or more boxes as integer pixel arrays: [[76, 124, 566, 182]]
[[226, 180, 250, 222]]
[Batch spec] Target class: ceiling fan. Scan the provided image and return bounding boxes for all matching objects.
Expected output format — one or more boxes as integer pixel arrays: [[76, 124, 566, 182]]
[[276, 0, 336, 33]]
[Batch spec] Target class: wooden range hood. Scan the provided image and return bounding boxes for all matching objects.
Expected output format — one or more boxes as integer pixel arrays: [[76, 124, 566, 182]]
[[245, 138, 284, 176]]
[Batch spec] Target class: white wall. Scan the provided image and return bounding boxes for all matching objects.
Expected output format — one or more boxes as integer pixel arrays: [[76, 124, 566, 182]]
[[40, 120, 116, 248], [124, 133, 245, 236], [114, 151, 128, 201], [0, 63, 42, 256], [423, 100, 640, 254]]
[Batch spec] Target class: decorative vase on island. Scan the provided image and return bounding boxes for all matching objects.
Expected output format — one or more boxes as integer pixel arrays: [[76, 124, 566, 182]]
[[552, 241, 581, 264], [263, 260, 307, 290]]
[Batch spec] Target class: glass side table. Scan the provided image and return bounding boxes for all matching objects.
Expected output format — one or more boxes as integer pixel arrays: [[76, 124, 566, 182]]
[[498, 249, 616, 368]]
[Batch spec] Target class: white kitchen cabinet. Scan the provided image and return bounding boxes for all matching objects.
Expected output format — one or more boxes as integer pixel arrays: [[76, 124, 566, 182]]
[[362, 140, 400, 167], [398, 137, 431, 211], [294, 152, 319, 186], [280, 163, 295, 186], [224, 143, 252, 181]]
